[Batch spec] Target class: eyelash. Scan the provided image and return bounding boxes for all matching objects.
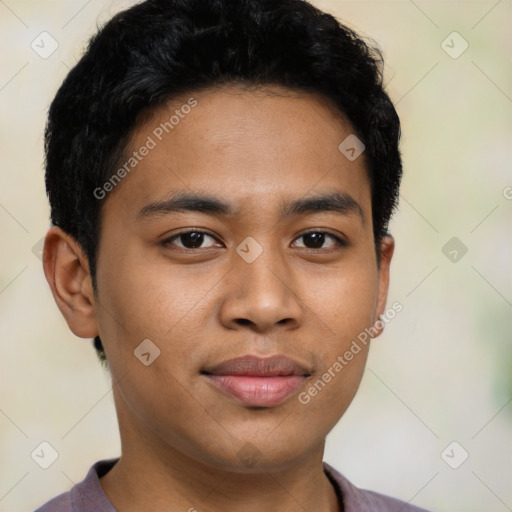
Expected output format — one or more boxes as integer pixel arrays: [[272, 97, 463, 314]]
[[160, 229, 347, 251]]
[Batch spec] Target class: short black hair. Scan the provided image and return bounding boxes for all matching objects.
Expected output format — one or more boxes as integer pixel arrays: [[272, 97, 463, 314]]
[[44, 0, 402, 364]]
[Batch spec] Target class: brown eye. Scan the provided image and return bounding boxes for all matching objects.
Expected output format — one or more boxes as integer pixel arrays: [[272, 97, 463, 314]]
[[292, 231, 345, 250], [161, 230, 219, 249]]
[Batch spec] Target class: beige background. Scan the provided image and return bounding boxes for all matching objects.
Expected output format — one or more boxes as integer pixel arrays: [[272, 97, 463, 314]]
[[1, 1, 511, 511]]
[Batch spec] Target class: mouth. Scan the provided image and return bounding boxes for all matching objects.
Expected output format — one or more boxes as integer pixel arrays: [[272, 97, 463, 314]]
[[201, 355, 311, 408]]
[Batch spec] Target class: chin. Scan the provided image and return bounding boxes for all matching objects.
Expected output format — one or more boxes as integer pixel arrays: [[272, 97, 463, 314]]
[[193, 436, 316, 475]]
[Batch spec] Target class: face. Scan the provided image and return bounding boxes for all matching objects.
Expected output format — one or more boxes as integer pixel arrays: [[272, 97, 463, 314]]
[[58, 85, 393, 473]]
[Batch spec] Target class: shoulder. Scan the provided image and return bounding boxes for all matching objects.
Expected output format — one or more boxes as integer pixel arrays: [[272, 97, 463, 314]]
[[32, 459, 119, 512], [33, 490, 72, 512], [323, 462, 432, 512]]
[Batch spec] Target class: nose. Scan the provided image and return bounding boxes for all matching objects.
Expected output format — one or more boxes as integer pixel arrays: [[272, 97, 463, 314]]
[[219, 245, 304, 333]]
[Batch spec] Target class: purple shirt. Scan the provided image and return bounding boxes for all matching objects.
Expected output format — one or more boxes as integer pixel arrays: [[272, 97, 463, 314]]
[[33, 458, 431, 512]]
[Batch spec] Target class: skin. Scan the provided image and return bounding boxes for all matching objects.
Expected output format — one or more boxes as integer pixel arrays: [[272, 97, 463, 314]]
[[43, 84, 394, 512]]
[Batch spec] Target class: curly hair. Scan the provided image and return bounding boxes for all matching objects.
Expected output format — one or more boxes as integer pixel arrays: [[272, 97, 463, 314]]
[[44, 0, 402, 364]]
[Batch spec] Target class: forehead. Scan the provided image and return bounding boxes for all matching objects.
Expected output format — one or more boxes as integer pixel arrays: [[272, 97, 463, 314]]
[[105, 84, 371, 220]]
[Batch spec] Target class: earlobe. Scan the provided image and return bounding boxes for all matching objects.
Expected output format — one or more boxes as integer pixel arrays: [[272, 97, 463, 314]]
[[371, 234, 395, 339], [43, 226, 99, 339]]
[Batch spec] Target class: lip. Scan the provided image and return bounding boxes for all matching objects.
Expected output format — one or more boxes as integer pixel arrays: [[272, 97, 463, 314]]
[[202, 355, 311, 407]]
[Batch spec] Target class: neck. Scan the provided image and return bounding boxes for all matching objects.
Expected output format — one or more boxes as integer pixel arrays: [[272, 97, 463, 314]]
[[100, 425, 340, 512]]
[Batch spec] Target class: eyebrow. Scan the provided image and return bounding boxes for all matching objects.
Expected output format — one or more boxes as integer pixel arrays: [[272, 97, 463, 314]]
[[136, 191, 365, 224]]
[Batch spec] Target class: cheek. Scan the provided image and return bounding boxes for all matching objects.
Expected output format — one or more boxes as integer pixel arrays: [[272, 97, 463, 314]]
[[94, 251, 226, 399], [306, 257, 379, 342], [296, 258, 377, 410], [293, 348, 369, 445], [112, 363, 234, 466], [96, 249, 217, 340]]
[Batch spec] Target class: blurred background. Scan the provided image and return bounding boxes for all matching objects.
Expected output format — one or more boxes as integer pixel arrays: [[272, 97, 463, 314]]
[[0, 1, 510, 511]]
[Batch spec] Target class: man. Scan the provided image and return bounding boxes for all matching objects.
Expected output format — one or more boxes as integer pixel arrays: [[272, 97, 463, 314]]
[[37, 0, 430, 510]]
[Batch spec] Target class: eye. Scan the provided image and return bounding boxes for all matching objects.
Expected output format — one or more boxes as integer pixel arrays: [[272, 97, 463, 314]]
[[160, 229, 346, 251], [161, 230, 220, 250], [292, 231, 346, 250]]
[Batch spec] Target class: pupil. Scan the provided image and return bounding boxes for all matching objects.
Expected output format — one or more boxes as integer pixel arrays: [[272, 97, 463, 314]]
[[182, 232, 204, 248], [179, 232, 326, 249], [304, 233, 324, 248]]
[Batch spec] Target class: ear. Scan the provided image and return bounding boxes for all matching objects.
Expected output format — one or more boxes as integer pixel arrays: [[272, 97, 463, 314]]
[[42, 226, 99, 338], [370, 234, 395, 338]]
